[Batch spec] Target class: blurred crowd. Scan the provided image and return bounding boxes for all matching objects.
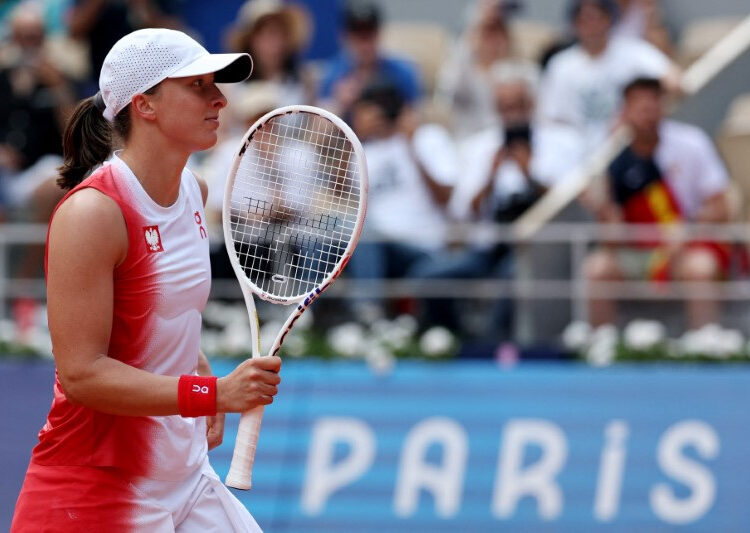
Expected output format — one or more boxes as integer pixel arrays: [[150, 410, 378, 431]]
[[0, 0, 747, 342]]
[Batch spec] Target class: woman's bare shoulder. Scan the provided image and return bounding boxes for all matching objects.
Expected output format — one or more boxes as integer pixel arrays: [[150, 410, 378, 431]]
[[49, 187, 128, 267]]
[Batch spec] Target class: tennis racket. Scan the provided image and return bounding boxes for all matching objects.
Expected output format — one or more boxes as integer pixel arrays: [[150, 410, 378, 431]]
[[222, 105, 368, 490]]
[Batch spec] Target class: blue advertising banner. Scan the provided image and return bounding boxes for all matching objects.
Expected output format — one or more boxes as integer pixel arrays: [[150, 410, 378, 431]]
[[2, 361, 750, 532], [205, 361, 750, 532]]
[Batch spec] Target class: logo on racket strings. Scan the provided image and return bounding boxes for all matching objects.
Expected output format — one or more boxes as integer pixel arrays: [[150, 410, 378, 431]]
[[143, 225, 164, 253]]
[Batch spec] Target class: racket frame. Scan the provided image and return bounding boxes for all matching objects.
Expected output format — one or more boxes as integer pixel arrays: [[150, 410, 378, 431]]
[[221, 105, 368, 489]]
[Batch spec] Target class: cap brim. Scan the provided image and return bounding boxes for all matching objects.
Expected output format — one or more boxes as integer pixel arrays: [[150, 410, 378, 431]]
[[170, 53, 253, 83]]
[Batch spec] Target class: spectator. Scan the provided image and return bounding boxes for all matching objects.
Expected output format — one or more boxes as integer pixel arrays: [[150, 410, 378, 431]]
[[424, 63, 583, 338], [318, 1, 421, 119], [453, 63, 583, 218], [584, 77, 731, 329], [435, 0, 536, 140], [226, 0, 313, 106], [613, 0, 674, 57], [0, 2, 74, 219], [537, 0, 680, 152], [68, 0, 183, 89], [346, 77, 458, 319]]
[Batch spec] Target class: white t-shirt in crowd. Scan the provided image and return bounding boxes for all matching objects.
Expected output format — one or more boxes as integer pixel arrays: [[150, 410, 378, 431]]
[[364, 124, 459, 247], [538, 36, 671, 149], [653, 120, 729, 219], [451, 123, 584, 220], [201, 134, 242, 215]]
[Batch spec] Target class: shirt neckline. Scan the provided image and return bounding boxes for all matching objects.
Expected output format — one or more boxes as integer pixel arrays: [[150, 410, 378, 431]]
[[111, 152, 185, 216]]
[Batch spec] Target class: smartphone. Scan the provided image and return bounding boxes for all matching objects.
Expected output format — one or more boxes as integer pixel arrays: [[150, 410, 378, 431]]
[[504, 123, 532, 146]]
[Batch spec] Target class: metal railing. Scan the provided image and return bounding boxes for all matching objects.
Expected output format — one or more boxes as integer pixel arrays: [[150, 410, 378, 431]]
[[3, 221, 750, 339]]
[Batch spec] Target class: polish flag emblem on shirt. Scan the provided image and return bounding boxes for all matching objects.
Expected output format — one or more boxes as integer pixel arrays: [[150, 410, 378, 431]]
[[143, 225, 164, 253]]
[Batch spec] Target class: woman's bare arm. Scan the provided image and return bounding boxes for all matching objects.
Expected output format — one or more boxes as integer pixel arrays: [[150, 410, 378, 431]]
[[47, 188, 280, 417], [47, 188, 180, 415]]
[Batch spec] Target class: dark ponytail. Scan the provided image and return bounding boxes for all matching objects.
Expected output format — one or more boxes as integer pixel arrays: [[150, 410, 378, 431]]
[[57, 96, 113, 190], [57, 83, 161, 190]]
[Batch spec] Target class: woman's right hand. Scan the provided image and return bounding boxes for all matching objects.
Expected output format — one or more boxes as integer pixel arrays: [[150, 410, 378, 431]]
[[216, 356, 282, 413]]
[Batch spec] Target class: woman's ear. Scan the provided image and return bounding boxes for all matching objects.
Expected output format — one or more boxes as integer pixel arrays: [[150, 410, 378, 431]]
[[131, 93, 157, 121]]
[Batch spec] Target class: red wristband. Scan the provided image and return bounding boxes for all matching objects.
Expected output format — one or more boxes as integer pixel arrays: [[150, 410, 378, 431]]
[[178, 375, 218, 417]]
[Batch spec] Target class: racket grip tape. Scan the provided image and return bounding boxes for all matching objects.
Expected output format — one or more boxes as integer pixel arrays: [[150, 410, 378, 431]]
[[226, 405, 265, 490]]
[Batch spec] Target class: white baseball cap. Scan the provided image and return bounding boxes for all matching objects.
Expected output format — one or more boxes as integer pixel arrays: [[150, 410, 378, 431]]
[[99, 28, 253, 122]]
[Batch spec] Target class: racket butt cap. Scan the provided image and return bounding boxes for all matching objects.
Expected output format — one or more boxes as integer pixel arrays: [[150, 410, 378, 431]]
[[225, 474, 253, 490]]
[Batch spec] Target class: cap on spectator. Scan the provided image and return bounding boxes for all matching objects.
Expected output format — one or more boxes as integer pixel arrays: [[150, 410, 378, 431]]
[[228, 0, 311, 53], [231, 81, 281, 122], [99, 28, 253, 122], [568, 0, 618, 21], [344, 2, 381, 32]]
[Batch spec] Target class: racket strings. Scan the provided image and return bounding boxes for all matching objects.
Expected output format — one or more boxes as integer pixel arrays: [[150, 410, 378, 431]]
[[229, 111, 361, 299]]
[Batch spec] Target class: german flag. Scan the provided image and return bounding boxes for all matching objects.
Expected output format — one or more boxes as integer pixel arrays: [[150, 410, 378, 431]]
[[609, 146, 730, 280]]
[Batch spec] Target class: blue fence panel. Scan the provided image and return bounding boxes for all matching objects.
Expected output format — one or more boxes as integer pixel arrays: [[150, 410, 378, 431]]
[[207, 361, 750, 532], [2, 360, 750, 532]]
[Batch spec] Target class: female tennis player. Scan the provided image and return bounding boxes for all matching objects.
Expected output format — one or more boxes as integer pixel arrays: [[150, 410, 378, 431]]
[[11, 28, 281, 532]]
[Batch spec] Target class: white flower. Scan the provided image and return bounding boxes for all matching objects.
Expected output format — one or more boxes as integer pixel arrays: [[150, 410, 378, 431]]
[[419, 327, 455, 357], [221, 320, 253, 355], [623, 320, 666, 350], [680, 324, 740, 359], [718, 329, 744, 357], [394, 314, 418, 337], [365, 342, 396, 375], [592, 324, 618, 343], [586, 340, 616, 367], [201, 331, 222, 356], [282, 332, 307, 357], [327, 322, 366, 358], [370, 319, 393, 341], [585, 324, 618, 367], [561, 321, 593, 351], [679, 329, 703, 356], [371, 317, 413, 352]]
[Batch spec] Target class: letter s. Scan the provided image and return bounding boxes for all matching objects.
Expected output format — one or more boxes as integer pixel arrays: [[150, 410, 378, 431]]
[[650, 420, 719, 525]]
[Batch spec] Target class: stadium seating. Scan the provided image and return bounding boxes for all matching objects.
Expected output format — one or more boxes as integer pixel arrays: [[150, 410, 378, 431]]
[[509, 18, 560, 63], [717, 92, 750, 218], [380, 21, 452, 94]]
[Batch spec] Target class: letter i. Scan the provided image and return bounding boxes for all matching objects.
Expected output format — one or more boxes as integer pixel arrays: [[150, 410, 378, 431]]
[[594, 420, 629, 522]]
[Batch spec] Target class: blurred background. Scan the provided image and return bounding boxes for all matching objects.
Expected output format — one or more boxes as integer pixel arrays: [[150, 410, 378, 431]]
[[1, 0, 750, 531]]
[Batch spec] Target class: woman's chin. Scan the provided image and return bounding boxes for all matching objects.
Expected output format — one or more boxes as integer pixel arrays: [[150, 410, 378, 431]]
[[195, 134, 219, 152]]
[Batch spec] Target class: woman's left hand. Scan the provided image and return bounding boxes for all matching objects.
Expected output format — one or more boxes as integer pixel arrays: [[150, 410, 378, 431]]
[[206, 412, 225, 450], [197, 350, 224, 449]]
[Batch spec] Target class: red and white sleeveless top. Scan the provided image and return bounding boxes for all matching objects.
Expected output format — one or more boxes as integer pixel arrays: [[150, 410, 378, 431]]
[[33, 154, 212, 480]]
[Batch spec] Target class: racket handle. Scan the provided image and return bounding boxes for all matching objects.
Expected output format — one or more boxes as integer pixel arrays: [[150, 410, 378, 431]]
[[226, 405, 265, 490]]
